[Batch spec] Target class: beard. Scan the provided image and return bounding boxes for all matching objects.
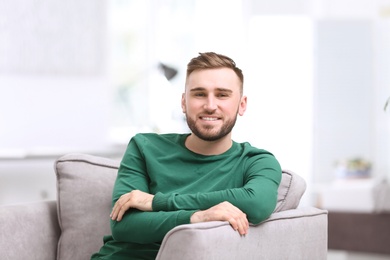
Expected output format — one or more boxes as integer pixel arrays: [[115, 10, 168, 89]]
[[185, 113, 238, 141]]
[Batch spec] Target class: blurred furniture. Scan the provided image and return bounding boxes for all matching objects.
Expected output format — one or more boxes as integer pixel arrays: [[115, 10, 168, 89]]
[[0, 153, 328, 260], [328, 211, 390, 255], [321, 176, 390, 256], [321, 178, 390, 213]]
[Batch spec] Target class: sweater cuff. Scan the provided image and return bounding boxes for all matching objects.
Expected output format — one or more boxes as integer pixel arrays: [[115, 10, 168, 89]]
[[177, 210, 197, 225], [152, 192, 169, 211]]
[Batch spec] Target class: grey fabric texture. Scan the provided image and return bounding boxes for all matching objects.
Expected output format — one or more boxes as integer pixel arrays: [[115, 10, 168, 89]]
[[54, 154, 307, 260], [0, 153, 327, 260], [0, 200, 60, 260], [156, 207, 328, 260], [54, 153, 119, 260], [274, 169, 307, 212]]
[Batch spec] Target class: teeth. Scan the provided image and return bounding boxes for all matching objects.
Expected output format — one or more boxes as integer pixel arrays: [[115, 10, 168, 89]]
[[202, 117, 217, 121]]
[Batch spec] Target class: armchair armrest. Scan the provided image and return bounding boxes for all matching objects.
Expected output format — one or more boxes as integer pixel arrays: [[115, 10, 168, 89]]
[[0, 200, 60, 260], [157, 207, 328, 260]]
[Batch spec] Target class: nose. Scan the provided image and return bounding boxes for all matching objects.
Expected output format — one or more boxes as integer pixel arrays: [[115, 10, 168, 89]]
[[204, 96, 217, 111]]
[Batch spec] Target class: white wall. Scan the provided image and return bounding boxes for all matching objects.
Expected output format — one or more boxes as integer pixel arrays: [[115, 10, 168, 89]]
[[0, 0, 112, 155], [1, 0, 390, 206], [247, 0, 390, 183], [244, 0, 390, 190], [234, 16, 314, 205], [373, 19, 390, 179], [0, 76, 111, 153], [311, 3, 390, 183], [313, 19, 375, 183], [0, 0, 115, 205]]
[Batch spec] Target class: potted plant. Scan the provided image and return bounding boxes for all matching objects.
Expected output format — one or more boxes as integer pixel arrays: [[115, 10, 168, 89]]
[[335, 158, 372, 179]]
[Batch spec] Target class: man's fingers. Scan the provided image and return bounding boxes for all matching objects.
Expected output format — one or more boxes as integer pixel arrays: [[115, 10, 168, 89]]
[[228, 215, 248, 235], [238, 212, 249, 235], [111, 201, 131, 221], [110, 190, 154, 221], [189, 201, 250, 236], [238, 216, 249, 235], [111, 194, 131, 221], [115, 206, 127, 221], [223, 203, 248, 235], [210, 202, 248, 236]]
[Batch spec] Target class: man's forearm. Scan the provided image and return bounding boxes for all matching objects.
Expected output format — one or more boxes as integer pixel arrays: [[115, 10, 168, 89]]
[[111, 209, 196, 244], [152, 181, 279, 224]]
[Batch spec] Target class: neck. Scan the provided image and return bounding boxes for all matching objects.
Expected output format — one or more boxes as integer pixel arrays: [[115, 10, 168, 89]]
[[185, 133, 233, 155]]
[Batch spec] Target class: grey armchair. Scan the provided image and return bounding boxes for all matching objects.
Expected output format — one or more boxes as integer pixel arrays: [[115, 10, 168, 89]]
[[0, 153, 327, 260]]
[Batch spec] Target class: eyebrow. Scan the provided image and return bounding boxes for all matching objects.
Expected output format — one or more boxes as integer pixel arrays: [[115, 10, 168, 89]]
[[189, 87, 233, 93]]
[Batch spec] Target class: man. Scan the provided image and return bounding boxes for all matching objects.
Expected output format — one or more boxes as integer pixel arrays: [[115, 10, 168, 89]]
[[91, 52, 282, 259]]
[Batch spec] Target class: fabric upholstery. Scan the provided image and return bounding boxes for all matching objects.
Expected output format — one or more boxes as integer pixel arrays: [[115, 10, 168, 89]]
[[274, 169, 306, 212], [0, 200, 60, 260], [0, 153, 327, 260], [157, 207, 328, 260], [54, 153, 119, 260], [53, 153, 307, 260]]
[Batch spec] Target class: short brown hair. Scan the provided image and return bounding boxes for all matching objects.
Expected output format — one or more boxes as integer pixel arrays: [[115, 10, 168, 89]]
[[186, 52, 244, 94]]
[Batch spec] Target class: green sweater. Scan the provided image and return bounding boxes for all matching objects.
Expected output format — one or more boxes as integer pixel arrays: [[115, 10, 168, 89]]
[[92, 133, 281, 260]]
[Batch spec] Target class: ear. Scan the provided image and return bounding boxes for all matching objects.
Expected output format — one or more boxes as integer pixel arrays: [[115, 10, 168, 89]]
[[238, 96, 247, 116], [181, 93, 186, 113]]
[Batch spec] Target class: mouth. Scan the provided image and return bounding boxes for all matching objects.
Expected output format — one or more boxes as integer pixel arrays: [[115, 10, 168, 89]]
[[199, 116, 221, 123], [201, 116, 219, 121]]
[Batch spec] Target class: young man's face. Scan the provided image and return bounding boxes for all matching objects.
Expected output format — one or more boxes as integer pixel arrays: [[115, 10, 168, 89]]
[[181, 68, 247, 141]]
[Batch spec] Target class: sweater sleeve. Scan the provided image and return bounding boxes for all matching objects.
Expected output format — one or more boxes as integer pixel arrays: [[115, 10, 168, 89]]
[[111, 209, 195, 244], [152, 154, 282, 224], [110, 138, 196, 244]]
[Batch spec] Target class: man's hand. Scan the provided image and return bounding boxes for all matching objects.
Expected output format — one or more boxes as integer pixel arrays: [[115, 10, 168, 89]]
[[190, 201, 249, 236], [110, 190, 154, 221]]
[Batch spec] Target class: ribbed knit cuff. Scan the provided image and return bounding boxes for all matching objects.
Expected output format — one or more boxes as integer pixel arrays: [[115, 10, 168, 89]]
[[176, 210, 197, 225], [152, 192, 169, 211]]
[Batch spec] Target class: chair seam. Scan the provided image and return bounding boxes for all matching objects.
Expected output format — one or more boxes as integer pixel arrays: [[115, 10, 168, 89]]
[[56, 158, 119, 170]]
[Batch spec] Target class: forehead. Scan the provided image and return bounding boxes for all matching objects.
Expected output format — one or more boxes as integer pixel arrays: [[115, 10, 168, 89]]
[[186, 68, 241, 92]]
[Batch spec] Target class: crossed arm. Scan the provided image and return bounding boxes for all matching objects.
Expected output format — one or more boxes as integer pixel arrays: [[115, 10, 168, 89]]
[[110, 190, 249, 235], [110, 174, 280, 244], [109, 138, 281, 244]]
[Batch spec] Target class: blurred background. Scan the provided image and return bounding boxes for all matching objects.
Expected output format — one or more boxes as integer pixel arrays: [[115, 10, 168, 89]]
[[1, 0, 390, 259]]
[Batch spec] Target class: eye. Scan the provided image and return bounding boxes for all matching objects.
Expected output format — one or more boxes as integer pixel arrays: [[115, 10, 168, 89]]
[[217, 92, 229, 98], [193, 92, 206, 97]]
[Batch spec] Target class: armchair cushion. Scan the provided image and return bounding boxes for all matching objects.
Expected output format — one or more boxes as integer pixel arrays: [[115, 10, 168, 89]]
[[0, 201, 60, 260], [274, 169, 306, 212], [54, 153, 307, 260], [54, 154, 119, 260]]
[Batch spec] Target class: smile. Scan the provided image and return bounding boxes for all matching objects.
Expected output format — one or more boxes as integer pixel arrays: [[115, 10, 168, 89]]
[[201, 117, 219, 121]]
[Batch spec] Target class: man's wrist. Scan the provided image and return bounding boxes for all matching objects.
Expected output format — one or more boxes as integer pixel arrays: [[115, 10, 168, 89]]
[[190, 210, 203, 223]]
